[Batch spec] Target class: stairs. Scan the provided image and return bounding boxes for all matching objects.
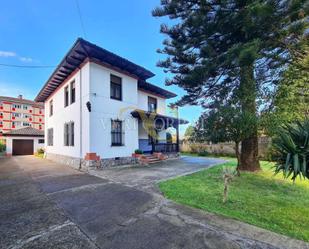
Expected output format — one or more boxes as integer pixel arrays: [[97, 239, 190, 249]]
[[142, 154, 161, 164]]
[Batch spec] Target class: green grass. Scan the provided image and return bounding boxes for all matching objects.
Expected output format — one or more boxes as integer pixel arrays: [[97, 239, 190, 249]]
[[159, 158, 309, 241]]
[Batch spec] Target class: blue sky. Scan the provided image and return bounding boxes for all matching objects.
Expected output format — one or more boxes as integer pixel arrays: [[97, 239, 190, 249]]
[[0, 0, 202, 135]]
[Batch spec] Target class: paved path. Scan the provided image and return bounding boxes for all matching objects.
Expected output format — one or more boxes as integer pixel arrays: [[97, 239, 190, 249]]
[[1, 156, 308, 249]]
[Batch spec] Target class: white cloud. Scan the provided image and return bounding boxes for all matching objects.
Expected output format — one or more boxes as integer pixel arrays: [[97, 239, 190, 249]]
[[0, 51, 16, 57], [19, 57, 33, 63]]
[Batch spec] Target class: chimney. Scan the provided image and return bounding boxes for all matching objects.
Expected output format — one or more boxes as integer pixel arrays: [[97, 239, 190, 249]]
[[18, 95, 23, 99]]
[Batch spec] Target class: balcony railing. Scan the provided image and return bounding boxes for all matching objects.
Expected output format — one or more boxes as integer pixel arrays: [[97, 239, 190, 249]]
[[153, 143, 179, 153]]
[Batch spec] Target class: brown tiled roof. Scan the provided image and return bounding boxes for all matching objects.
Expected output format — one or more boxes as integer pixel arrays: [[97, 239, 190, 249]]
[[0, 96, 44, 108], [2, 127, 44, 137]]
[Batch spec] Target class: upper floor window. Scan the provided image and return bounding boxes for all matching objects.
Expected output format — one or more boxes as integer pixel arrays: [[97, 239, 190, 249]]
[[0, 121, 3, 126], [13, 113, 21, 118], [111, 120, 124, 146], [23, 105, 29, 110], [64, 86, 69, 107], [110, 75, 122, 101], [70, 81, 76, 104], [49, 100, 53, 116], [64, 121, 74, 146], [0, 112, 3, 117], [23, 113, 31, 119], [13, 104, 21, 109], [148, 96, 157, 113], [12, 121, 21, 127], [22, 122, 31, 127], [47, 128, 54, 146]]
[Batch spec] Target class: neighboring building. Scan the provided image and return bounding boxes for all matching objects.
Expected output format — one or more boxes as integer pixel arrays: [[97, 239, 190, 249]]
[[3, 127, 44, 156], [0, 95, 45, 135], [35, 38, 187, 169]]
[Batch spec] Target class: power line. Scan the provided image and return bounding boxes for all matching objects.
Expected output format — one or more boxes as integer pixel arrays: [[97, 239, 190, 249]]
[[0, 63, 55, 68], [75, 0, 87, 38]]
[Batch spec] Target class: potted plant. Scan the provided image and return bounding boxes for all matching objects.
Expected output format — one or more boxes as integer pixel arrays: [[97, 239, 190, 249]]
[[132, 149, 143, 158]]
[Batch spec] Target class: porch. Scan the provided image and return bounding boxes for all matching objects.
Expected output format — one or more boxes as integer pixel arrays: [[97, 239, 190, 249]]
[[131, 109, 188, 154]]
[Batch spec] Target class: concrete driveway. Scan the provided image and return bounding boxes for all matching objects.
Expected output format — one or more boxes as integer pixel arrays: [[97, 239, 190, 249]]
[[1, 156, 307, 249], [89, 156, 226, 189]]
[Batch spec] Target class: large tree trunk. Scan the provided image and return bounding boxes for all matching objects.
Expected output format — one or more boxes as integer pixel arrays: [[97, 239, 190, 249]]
[[238, 64, 261, 171], [239, 136, 260, 171]]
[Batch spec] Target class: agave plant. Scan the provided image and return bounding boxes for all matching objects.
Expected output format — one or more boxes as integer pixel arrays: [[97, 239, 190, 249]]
[[272, 119, 309, 181]]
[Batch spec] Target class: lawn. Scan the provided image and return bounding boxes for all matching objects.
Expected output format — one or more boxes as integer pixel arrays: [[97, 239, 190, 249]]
[[159, 158, 309, 242]]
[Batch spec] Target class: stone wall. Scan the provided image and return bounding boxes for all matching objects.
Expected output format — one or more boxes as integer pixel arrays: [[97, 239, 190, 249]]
[[99, 157, 139, 169], [45, 153, 82, 170]]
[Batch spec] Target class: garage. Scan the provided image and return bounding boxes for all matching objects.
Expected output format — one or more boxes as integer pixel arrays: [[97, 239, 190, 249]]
[[3, 127, 44, 156], [12, 139, 34, 155]]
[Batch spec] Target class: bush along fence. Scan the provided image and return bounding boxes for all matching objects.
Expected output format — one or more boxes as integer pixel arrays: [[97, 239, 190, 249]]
[[181, 137, 271, 160]]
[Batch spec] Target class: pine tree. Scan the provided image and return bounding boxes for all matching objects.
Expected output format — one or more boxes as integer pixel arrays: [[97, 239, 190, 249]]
[[153, 0, 308, 170]]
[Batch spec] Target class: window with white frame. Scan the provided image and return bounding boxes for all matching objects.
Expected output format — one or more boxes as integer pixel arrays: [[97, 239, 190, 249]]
[[38, 139, 45, 144], [12, 121, 21, 127], [111, 120, 124, 146], [23, 105, 29, 110], [13, 104, 21, 109], [49, 100, 53, 116], [12, 113, 21, 118], [64, 121, 74, 146], [22, 122, 31, 127], [23, 113, 32, 119], [47, 128, 54, 146], [70, 80, 76, 104], [0, 121, 3, 126], [0, 112, 3, 117]]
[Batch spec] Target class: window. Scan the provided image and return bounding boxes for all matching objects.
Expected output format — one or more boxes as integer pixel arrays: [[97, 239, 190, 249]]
[[23, 105, 29, 110], [22, 122, 31, 127], [111, 120, 123, 146], [0, 112, 3, 117], [12, 121, 21, 127], [38, 139, 45, 144], [64, 86, 69, 107], [13, 104, 21, 109], [64, 123, 69, 146], [49, 100, 53, 116], [23, 113, 31, 119], [0, 121, 3, 126], [148, 97, 157, 113], [64, 122, 74, 146], [70, 81, 76, 104], [13, 113, 21, 118], [47, 128, 54, 146], [110, 75, 122, 101]]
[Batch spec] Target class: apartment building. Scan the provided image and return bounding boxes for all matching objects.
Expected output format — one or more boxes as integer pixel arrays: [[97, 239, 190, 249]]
[[0, 95, 45, 135]]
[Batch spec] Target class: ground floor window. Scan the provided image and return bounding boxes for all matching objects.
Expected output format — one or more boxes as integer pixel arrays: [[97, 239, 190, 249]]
[[111, 120, 123, 146], [47, 128, 53, 146], [38, 139, 45, 144], [64, 122, 74, 146]]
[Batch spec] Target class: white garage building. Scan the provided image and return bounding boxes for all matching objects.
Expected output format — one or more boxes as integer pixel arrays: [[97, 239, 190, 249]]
[[3, 127, 44, 156]]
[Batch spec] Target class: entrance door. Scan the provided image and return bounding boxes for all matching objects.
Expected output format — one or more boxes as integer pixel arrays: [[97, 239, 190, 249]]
[[12, 139, 34, 155]]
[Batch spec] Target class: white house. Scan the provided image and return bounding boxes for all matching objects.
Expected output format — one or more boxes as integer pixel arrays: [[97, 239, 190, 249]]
[[35, 38, 187, 169]]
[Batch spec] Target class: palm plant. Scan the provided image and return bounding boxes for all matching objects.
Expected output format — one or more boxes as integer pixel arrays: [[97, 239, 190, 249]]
[[272, 119, 309, 181]]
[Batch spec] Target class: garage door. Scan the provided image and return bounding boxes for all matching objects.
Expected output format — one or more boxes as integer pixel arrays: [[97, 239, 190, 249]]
[[12, 139, 34, 155]]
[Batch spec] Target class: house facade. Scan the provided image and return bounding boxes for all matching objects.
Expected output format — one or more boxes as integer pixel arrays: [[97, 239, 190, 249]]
[[0, 95, 44, 135], [35, 39, 187, 169]]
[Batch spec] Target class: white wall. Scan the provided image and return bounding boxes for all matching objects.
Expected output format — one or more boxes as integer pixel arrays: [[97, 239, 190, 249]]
[[45, 62, 91, 159], [6, 136, 44, 154], [44, 61, 169, 160], [88, 62, 139, 158]]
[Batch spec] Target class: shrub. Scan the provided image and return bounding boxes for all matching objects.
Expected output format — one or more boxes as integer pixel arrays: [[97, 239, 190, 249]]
[[273, 119, 309, 181], [134, 149, 143, 154], [37, 148, 45, 154], [198, 151, 209, 157], [0, 143, 6, 152]]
